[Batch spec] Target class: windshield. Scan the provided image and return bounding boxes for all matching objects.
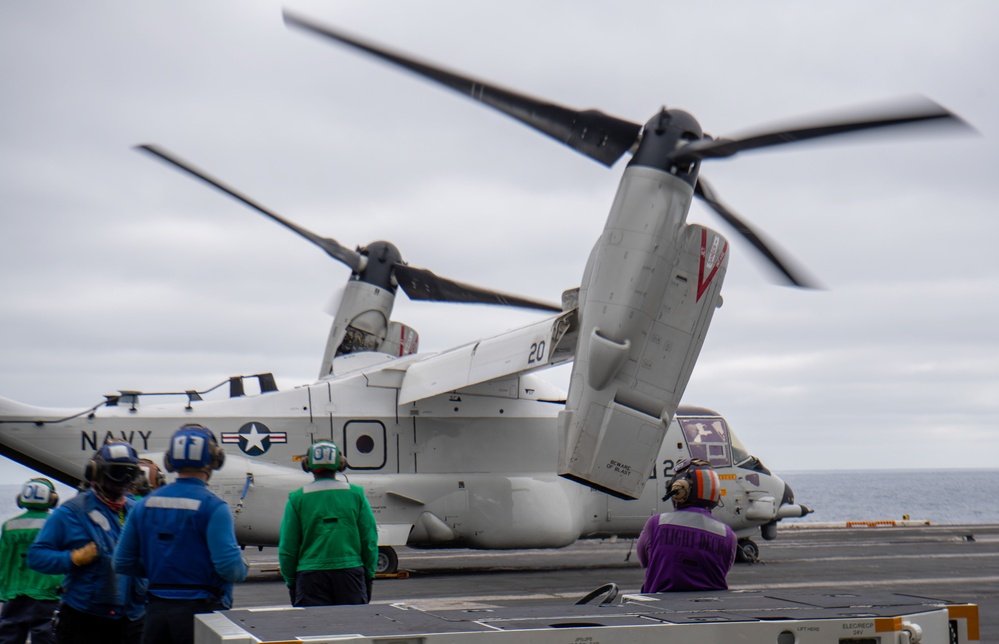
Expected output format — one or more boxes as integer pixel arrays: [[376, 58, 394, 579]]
[[730, 429, 751, 466], [730, 426, 771, 474], [679, 415, 771, 474]]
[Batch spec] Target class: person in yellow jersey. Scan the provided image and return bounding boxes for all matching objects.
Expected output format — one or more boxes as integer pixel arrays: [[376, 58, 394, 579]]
[[278, 440, 377, 606], [0, 478, 63, 644]]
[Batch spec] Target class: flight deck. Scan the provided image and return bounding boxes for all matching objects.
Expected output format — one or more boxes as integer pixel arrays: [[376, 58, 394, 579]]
[[207, 523, 996, 642], [198, 589, 977, 643]]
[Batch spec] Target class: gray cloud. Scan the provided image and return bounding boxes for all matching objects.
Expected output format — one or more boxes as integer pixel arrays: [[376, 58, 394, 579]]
[[1, 1, 997, 484]]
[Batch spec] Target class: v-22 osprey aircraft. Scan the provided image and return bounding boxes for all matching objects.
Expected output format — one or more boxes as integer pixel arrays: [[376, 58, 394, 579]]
[[0, 13, 967, 572]]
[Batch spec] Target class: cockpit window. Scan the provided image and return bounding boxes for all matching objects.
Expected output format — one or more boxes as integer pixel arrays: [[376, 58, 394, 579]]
[[730, 430, 751, 466], [679, 417, 731, 467], [730, 429, 772, 474], [679, 415, 773, 474]]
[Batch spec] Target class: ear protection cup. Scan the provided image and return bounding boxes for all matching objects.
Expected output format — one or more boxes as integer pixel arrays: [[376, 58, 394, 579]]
[[668, 478, 691, 505], [17, 478, 58, 510], [664, 458, 721, 509], [209, 438, 225, 471], [84, 460, 98, 483]]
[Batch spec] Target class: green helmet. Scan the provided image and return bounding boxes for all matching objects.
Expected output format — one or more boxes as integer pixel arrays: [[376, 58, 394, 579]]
[[303, 440, 345, 473], [17, 477, 58, 511]]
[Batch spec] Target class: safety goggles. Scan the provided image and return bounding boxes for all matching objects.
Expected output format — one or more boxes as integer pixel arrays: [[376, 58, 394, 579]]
[[103, 463, 140, 484]]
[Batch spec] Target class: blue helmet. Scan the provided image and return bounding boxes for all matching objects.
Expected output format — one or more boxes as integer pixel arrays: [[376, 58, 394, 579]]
[[164, 424, 225, 472], [86, 441, 141, 487]]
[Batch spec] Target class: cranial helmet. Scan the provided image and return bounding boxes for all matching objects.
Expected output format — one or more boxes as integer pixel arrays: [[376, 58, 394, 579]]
[[17, 477, 58, 511], [164, 424, 225, 473], [302, 440, 346, 473], [135, 458, 166, 495], [85, 441, 141, 494], [664, 458, 722, 509]]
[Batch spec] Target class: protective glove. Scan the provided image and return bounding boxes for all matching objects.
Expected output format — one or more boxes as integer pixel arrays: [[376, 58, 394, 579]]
[[71, 542, 98, 567], [287, 583, 297, 606], [365, 577, 373, 603]]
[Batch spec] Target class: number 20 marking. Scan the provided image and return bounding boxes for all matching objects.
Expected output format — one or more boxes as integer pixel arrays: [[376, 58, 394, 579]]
[[528, 340, 546, 364]]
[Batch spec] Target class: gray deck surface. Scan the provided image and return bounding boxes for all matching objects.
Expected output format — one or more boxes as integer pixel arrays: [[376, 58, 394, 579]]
[[231, 523, 998, 641]]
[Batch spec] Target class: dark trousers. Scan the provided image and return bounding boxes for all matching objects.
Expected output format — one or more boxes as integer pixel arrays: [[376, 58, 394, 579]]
[[141, 596, 223, 644], [54, 604, 143, 644], [293, 567, 368, 607], [0, 596, 57, 644]]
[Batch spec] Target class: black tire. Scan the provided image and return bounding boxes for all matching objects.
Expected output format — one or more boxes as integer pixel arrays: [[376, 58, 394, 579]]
[[377, 546, 399, 575], [736, 538, 759, 563]]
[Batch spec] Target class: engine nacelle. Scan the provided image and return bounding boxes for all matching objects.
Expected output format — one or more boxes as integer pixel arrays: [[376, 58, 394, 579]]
[[558, 168, 727, 499], [319, 280, 421, 375]]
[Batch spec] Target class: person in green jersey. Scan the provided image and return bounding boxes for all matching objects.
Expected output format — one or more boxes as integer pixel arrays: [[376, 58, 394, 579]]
[[0, 478, 63, 644], [278, 440, 378, 606]]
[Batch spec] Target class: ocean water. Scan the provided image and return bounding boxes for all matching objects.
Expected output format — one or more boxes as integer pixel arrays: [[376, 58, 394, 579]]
[[0, 469, 996, 526], [778, 468, 999, 525]]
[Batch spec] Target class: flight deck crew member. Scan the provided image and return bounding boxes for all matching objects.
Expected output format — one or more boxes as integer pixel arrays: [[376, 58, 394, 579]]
[[0, 478, 63, 644], [637, 458, 738, 593], [27, 441, 147, 644], [279, 440, 378, 607], [131, 458, 166, 499], [114, 424, 247, 644]]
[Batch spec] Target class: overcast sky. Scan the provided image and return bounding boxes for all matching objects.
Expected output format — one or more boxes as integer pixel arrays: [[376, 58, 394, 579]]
[[1, 1, 997, 487]]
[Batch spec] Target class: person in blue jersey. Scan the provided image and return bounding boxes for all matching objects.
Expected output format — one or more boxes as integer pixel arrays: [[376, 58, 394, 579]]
[[637, 458, 738, 593], [0, 478, 63, 644], [27, 442, 147, 644], [114, 424, 246, 644]]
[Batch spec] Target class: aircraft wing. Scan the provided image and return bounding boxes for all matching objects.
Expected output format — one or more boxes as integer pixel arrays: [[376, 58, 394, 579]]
[[396, 309, 576, 405]]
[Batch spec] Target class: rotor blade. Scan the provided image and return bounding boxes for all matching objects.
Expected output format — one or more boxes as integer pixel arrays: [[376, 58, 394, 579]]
[[395, 265, 562, 312], [671, 97, 971, 164], [136, 144, 364, 272], [694, 177, 820, 289], [283, 11, 642, 167]]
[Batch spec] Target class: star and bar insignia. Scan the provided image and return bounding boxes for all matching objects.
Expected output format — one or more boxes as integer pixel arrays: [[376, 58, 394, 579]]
[[221, 422, 287, 456]]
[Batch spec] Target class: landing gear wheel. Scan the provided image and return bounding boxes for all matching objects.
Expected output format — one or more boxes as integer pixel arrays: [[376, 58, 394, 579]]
[[736, 538, 759, 563], [376, 546, 399, 575]]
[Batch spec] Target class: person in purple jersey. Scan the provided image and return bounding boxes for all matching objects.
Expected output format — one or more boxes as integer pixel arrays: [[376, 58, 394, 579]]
[[637, 458, 737, 593]]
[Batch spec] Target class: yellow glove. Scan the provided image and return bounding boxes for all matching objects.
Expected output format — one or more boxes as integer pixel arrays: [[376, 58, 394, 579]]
[[71, 542, 98, 567]]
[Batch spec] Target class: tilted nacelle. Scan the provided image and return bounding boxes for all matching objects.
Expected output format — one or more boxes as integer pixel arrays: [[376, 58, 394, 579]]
[[558, 167, 728, 499], [319, 280, 419, 378]]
